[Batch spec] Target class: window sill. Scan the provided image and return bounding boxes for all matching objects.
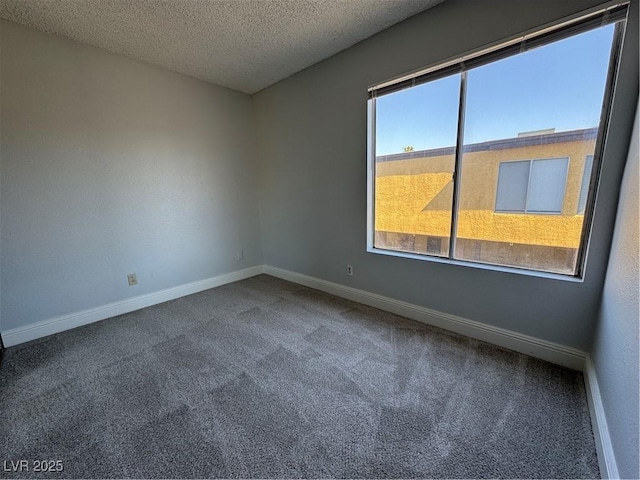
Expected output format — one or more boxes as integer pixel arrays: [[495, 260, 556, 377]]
[[367, 246, 585, 283]]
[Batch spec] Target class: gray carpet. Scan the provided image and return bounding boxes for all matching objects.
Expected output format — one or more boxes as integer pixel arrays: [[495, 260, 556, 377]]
[[0, 274, 599, 479]]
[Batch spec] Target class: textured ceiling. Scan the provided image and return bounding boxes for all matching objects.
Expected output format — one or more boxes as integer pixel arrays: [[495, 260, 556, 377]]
[[0, 0, 445, 94]]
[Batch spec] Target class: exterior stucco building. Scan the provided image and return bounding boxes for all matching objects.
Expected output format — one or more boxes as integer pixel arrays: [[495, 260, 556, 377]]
[[375, 128, 597, 273]]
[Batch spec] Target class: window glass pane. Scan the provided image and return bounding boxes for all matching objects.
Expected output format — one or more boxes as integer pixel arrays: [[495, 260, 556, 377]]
[[527, 157, 569, 213], [454, 24, 614, 274], [578, 155, 594, 214], [374, 74, 460, 257], [495, 161, 530, 212]]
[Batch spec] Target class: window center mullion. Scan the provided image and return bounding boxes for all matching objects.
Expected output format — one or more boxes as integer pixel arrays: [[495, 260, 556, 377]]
[[448, 70, 468, 259]]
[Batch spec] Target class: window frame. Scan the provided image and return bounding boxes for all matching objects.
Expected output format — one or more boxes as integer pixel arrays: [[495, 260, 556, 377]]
[[366, 3, 628, 280]]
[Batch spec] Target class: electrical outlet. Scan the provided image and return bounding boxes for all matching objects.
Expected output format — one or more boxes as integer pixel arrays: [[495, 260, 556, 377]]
[[346, 265, 354, 276], [127, 273, 138, 286], [237, 250, 244, 262]]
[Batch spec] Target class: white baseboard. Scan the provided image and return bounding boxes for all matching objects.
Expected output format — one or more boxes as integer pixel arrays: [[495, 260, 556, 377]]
[[5, 264, 589, 371], [2, 265, 265, 347], [3, 263, 611, 477], [583, 355, 619, 479], [264, 265, 587, 371]]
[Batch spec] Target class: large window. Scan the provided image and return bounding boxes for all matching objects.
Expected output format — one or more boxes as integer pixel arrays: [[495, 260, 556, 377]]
[[367, 5, 626, 276]]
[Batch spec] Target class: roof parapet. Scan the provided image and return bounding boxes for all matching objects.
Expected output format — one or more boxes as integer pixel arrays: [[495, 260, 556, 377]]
[[376, 127, 598, 162]]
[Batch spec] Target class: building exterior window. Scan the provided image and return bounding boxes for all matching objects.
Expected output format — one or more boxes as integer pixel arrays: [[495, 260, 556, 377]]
[[367, 5, 627, 276], [495, 158, 569, 214], [578, 155, 594, 214]]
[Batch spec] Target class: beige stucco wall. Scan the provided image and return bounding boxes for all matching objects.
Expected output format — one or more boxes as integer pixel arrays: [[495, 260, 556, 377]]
[[375, 136, 596, 248]]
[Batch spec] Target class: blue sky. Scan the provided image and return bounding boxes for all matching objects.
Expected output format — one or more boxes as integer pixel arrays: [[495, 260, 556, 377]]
[[375, 23, 615, 156]]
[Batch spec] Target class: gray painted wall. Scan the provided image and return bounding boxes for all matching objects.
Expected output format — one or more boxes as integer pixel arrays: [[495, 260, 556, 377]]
[[0, 2, 638, 474], [0, 21, 262, 332], [592, 100, 639, 480], [253, 0, 639, 350]]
